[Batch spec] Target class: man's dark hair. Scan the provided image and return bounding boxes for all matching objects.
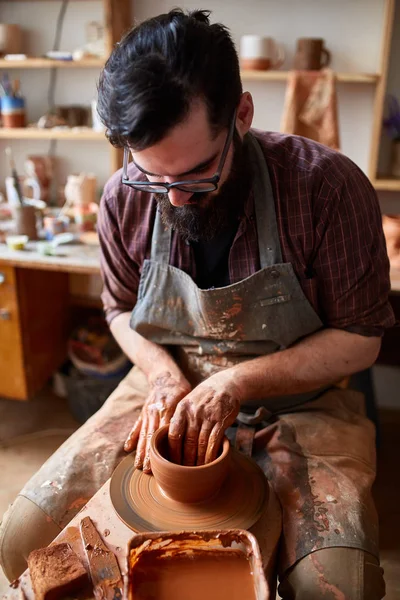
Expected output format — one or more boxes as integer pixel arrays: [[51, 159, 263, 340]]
[[97, 9, 242, 151]]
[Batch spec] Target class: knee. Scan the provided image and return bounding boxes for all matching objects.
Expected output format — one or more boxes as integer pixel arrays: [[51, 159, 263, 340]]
[[278, 548, 385, 600], [0, 496, 61, 582]]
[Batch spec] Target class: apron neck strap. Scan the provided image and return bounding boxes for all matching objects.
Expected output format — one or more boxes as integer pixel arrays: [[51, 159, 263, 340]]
[[246, 133, 283, 268], [150, 208, 172, 264]]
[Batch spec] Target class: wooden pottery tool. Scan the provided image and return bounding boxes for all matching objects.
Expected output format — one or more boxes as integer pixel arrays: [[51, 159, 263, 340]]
[[5, 147, 23, 205], [80, 516, 123, 600]]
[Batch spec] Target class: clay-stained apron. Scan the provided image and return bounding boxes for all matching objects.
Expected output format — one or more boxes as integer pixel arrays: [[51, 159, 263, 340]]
[[130, 133, 379, 570]]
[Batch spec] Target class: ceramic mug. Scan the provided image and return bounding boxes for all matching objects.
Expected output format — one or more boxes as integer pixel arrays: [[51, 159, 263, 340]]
[[0, 24, 22, 56], [240, 35, 285, 70], [5, 176, 41, 207], [294, 38, 331, 70]]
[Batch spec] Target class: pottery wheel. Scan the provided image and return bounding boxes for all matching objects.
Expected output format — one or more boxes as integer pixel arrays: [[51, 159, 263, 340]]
[[110, 449, 267, 532]]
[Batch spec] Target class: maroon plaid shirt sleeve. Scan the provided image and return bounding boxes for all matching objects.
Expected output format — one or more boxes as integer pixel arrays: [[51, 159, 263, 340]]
[[310, 164, 394, 336], [97, 190, 140, 324]]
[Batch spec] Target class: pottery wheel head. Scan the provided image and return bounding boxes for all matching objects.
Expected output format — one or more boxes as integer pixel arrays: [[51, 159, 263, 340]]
[[110, 449, 268, 532]]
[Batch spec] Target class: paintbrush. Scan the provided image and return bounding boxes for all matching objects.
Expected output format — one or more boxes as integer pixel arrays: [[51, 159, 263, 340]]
[[5, 147, 24, 206], [11, 79, 20, 97]]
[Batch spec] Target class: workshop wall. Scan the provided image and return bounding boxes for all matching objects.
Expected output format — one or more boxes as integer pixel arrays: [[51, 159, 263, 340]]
[[0, 0, 387, 188]]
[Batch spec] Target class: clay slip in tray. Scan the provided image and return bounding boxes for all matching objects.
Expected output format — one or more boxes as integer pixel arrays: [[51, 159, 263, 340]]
[[125, 529, 268, 600]]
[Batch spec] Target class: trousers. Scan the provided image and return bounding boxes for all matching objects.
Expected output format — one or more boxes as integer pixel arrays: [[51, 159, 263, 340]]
[[0, 367, 385, 598]]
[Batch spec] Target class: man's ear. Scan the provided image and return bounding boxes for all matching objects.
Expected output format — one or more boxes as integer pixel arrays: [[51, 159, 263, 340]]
[[235, 92, 254, 138]]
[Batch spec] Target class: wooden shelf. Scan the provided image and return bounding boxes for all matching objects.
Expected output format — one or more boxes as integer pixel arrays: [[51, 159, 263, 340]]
[[0, 128, 105, 141], [240, 70, 380, 84], [0, 58, 105, 69], [0, 0, 98, 2], [0, 67, 377, 83], [373, 177, 400, 191]]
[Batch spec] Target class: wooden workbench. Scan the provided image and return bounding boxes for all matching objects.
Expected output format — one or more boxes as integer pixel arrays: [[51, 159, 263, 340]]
[[0, 242, 101, 401], [0, 241, 101, 275], [1, 239, 399, 400]]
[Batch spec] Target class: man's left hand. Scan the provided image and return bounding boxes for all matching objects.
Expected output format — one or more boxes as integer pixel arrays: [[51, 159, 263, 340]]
[[168, 373, 242, 466]]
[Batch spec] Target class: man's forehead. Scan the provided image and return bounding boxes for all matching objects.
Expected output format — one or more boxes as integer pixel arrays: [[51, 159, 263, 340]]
[[131, 103, 220, 177]]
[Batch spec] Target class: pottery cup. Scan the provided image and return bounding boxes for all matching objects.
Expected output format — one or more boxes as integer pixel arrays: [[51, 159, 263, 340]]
[[294, 38, 331, 71], [150, 425, 231, 503], [240, 35, 285, 70], [0, 24, 22, 56]]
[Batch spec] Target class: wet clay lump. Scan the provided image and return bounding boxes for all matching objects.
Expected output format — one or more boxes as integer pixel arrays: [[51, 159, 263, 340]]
[[27, 543, 88, 600], [130, 550, 256, 600]]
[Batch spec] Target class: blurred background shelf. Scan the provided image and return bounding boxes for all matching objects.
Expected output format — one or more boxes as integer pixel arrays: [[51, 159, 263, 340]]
[[0, 0, 130, 174], [240, 70, 380, 84], [0, 128, 105, 140], [373, 177, 400, 191], [0, 58, 106, 69]]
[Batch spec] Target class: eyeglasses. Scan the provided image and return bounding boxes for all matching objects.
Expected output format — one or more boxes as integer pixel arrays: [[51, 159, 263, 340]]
[[122, 110, 237, 194]]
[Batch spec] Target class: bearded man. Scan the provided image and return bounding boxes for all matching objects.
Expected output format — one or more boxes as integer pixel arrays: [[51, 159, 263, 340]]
[[0, 9, 394, 599]]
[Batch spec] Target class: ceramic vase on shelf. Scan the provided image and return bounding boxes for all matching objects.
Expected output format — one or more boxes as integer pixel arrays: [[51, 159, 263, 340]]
[[390, 140, 400, 178], [64, 173, 98, 232]]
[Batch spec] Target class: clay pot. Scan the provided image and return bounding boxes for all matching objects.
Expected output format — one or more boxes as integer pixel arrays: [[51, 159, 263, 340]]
[[150, 425, 231, 504], [382, 214, 400, 270]]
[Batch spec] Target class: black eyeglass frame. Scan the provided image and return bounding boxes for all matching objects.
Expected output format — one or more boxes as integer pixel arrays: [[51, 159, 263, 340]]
[[121, 109, 237, 194]]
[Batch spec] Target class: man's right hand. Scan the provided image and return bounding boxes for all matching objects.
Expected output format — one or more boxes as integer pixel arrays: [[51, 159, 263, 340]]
[[124, 371, 191, 473]]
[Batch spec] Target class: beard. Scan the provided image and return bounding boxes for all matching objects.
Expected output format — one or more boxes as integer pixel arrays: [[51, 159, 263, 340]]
[[155, 133, 251, 242]]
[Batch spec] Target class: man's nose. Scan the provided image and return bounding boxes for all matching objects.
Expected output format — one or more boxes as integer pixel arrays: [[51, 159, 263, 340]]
[[168, 187, 194, 207]]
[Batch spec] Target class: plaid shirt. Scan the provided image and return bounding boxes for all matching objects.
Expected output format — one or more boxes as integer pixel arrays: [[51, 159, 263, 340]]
[[98, 130, 395, 337]]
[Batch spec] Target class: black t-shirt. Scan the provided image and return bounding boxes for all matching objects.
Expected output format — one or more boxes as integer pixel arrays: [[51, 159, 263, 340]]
[[191, 223, 238, 289]]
